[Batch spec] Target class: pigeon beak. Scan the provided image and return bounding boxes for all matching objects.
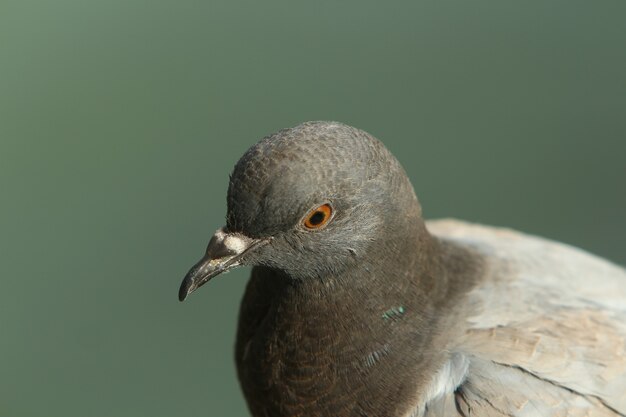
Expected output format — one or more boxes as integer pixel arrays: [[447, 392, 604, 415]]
[[178, 227, 267, 302]]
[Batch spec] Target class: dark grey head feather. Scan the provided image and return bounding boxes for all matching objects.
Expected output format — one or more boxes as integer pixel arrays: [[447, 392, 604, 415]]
[[226, 121, 422, 279]]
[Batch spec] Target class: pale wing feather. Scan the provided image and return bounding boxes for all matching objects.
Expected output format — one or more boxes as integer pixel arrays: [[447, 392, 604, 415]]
[[424, 357, 621, 417], [459, 357, 619, 417], [423, 219, 626, 416]]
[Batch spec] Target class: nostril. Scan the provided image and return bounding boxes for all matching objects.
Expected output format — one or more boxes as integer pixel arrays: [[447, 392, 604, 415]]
[[205, 229, 258, 259], [207, 243, 238, 259]]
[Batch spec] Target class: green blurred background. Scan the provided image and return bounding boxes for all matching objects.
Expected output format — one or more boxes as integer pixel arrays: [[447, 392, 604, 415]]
[[1, 0, 625, 416]]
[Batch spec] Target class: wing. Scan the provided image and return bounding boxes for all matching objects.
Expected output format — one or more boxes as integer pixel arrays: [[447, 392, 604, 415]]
[[425, 354, 624, 417], [422, 219, 626, 417]]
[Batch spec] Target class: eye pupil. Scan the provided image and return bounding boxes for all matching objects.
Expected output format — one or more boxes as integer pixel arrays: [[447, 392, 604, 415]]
[[309, 211, 325, 225]]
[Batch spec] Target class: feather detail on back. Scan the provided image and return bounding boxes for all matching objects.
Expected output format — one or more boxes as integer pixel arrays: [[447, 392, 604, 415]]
[[420, 219, 626, 417]]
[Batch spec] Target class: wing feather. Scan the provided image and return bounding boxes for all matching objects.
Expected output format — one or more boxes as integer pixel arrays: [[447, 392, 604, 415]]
[[423, 219, 626, 417]]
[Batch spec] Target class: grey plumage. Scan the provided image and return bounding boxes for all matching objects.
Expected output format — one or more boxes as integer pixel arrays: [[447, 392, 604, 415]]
[[180, 121, 626, 417]]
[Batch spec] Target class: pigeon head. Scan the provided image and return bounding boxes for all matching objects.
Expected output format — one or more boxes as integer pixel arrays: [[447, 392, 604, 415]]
[[179, 121, 423, 300]]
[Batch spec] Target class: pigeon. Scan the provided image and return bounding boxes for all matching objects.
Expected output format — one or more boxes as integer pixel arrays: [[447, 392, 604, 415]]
[[179, 121, 626, 417]]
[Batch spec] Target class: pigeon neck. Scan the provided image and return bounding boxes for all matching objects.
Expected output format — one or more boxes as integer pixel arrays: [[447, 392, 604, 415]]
[[236, 218, 481, 417]]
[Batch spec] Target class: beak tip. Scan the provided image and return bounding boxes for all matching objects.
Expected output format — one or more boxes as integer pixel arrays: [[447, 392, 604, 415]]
[[178, 278, 192, 302]]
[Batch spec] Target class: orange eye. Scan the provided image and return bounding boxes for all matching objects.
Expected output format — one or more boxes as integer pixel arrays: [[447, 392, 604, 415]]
[[303, 204, 333, 230]]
